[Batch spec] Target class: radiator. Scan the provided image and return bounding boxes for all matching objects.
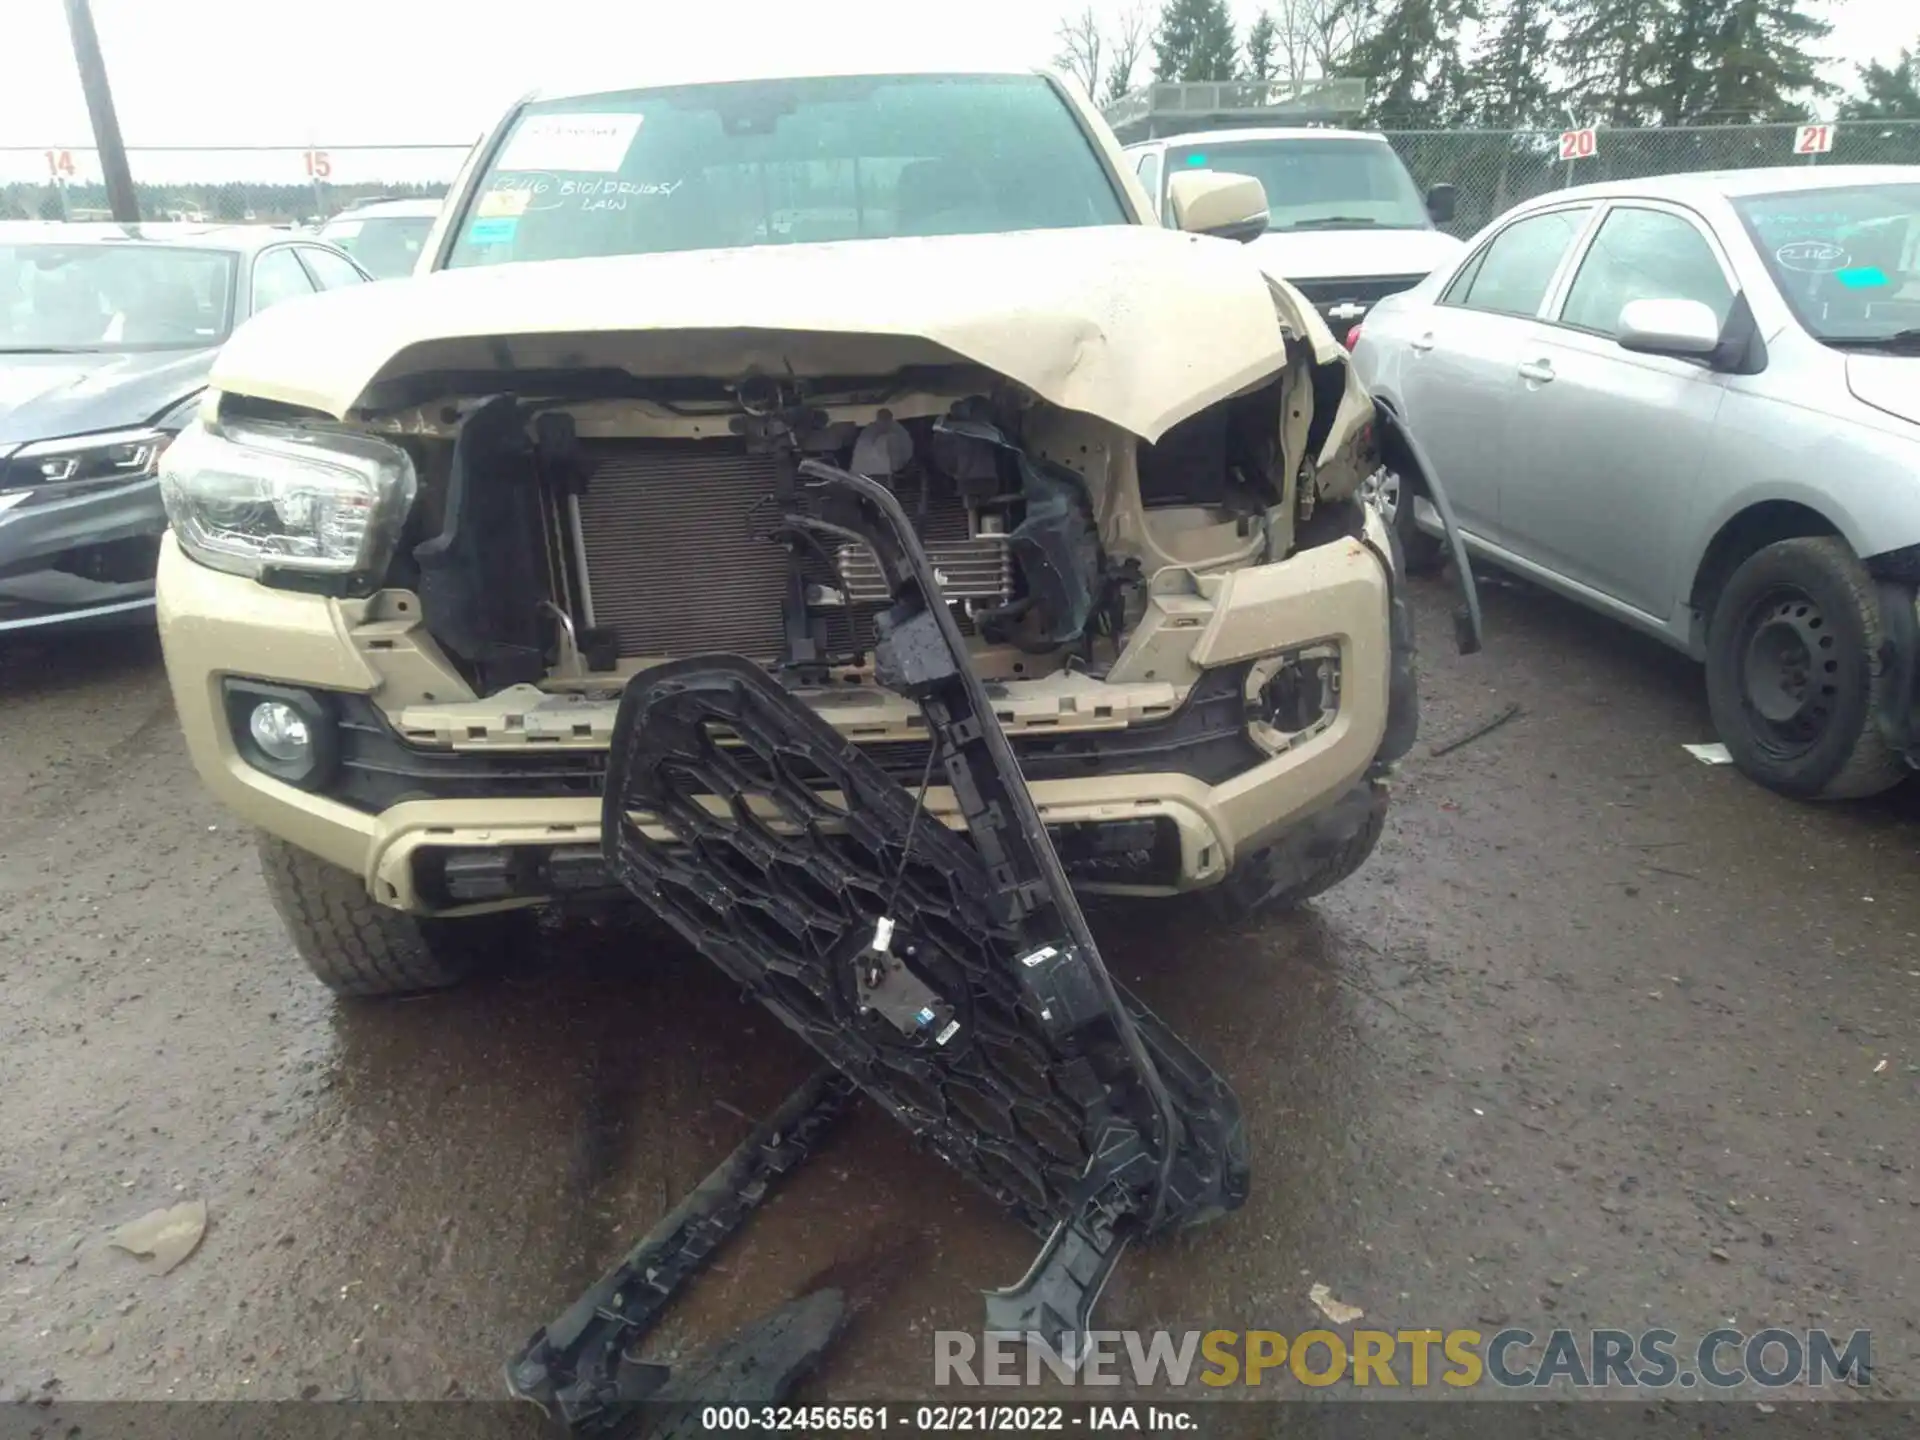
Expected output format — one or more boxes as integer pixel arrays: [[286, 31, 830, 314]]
[[573, 441, 986, 661]]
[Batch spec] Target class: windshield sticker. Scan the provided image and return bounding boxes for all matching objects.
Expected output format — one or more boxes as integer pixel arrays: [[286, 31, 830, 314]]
[[477, 187, 531, 218], [484, 174, 567, 213], [465, 217, 519, 245], [1774, 239, 1849, 273], [497, 112, 643, 173], [1835, 265, 1890, 290], [1185, 152, 1208, 166]]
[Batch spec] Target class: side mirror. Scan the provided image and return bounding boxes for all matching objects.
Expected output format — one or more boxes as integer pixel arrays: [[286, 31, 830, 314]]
[[1616, 298, 1722, 360], [1426, 183, 1458, 224], [1166, 169, 1269, 244]]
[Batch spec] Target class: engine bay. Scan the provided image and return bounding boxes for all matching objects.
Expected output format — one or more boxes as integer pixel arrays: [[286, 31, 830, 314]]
[[344, 363, 1318, 700]]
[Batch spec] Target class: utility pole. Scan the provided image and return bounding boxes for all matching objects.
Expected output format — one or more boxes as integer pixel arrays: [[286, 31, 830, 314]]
[[62, 0, 140, 224]]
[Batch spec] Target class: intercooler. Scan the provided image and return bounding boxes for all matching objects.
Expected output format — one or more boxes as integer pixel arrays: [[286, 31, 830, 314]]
[[572, 440, 1003, 661]]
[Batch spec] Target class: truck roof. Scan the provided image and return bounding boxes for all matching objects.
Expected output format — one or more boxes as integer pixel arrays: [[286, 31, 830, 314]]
[[1103, 78, 1368, 144], [1127, 127, 1389, 151]]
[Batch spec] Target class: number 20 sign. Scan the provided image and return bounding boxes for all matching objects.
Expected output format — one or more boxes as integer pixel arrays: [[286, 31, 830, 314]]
[[1558, 128, 1598, 162]]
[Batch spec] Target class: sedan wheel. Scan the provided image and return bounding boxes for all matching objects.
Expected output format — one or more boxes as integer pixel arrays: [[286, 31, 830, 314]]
[[1359, 465, 1403, 525], [1704, 536, 1907, 800], [1360, 465, 1445, 575]]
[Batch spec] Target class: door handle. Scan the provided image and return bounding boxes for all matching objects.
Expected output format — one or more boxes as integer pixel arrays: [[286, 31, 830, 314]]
[[1409, 332, 1436, 353], [1517, 359, 1556, 383]]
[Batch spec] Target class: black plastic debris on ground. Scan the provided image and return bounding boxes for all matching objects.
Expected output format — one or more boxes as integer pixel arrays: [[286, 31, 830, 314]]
[[511, 462, 1249, 1435]]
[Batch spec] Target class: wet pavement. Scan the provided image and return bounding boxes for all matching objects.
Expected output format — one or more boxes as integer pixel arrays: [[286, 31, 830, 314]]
[[1, 572, 1916, 1405]]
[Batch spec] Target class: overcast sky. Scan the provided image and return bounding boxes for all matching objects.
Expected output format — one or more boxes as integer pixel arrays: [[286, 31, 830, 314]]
[[0, 0, 1913, 185]]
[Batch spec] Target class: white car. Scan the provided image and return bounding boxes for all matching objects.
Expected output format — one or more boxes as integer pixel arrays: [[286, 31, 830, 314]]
[[1353, 165, 1920, 800]]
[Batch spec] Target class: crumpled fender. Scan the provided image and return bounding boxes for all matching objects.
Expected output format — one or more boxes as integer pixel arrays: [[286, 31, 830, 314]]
[[1262, 275, 1375, 505]]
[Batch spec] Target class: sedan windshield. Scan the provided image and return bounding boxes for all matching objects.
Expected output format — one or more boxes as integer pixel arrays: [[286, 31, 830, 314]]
[[1166, 138, 1432, 232], [443, 73, 1128, 268], [1731, 182, 1920, 346], [319, 215, 434, 279], [0, 244, 236, 352]]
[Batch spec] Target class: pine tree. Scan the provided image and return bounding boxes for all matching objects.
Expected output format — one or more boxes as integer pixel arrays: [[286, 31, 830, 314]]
[[1153, 0, 1242, 82], [1838, 42, 1920, 119], [1246, 11, 1280, 81], [1339, 0, 1480, 127], [1463, 0, 1555, 127], [1642, 0, 1720, 124], [1699, 0, 1834, 122], [1551, 0, 1663, 125]]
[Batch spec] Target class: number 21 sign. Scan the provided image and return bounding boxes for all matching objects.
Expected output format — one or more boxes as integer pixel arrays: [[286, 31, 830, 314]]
[[1794, 124, 1834, 156]]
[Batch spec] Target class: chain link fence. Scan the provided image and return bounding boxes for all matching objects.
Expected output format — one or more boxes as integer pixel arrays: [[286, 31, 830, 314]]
[[0, 145, 471, 224], [1383, 121, 1920, 239], [2, 120, 1916, 229]]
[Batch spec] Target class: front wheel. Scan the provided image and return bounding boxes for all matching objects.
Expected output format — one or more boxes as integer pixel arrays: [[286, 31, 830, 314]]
[[1360, 466, 1445, 576], [1704, 536, 1908, 800], [258, 835, 534, 996]]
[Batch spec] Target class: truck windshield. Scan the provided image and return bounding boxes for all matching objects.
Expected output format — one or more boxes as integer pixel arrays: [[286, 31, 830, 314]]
[[1730, 182, 1920, 348], [444, 74, 1128, 268], [1167, 138, 1431, 232]]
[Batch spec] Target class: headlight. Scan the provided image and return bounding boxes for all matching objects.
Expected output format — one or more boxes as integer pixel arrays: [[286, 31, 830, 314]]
[[3, 427, 169, 498], [160, 416, 417, 584]]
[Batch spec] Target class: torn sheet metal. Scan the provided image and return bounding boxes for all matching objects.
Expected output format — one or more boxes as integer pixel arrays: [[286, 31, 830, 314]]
[[211, 225, 1296, 444]]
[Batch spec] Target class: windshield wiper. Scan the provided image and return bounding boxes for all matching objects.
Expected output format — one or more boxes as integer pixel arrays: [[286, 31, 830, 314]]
[[0, 346, 96, 355], [1825, 329, 1920, 354], [1282, 216, 1385, 230]]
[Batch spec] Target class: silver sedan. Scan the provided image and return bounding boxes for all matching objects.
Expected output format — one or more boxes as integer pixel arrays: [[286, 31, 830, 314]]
[[1352, 164, 1920, 799]]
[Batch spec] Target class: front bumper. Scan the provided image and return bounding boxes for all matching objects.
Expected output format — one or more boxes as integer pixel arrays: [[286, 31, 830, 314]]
[[157, 516, 1397, 916], [0, 478, 165, 633]]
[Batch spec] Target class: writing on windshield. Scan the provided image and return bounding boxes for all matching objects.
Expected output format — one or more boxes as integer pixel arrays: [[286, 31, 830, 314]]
[[1732, 183, 1920, 344], [444, 74, 1128, 269]]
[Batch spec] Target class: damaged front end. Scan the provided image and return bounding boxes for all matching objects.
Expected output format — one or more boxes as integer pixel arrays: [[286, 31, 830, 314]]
[[162, 307, 1398, 1424]]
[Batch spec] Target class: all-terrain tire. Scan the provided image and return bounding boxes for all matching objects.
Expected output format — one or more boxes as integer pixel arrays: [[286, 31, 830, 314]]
[[1198, 781, 1390, 926], [1704, 536, 1908, 801], [258, 834, 530, 996]]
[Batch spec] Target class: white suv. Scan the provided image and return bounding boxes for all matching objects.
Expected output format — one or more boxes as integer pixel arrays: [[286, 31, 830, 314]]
[[1124, 127, 1466, 335]]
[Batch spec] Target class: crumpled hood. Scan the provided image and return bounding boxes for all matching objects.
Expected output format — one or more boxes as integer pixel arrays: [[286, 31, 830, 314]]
[[0, 348, 213, 445], [1246, 226, 1466, 284], [210, 226, 1300, 443], [1845, 353, 1920, 428]]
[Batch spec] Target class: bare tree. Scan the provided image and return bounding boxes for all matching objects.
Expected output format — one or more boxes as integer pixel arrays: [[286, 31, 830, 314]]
[[1103, 1, 1153, 102], [1054, 5, 1105, 99], [1271, 0, 1364, 86]]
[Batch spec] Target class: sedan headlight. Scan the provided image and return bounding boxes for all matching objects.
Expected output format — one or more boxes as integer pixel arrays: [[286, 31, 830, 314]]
[[160, 416, 417, 583], [4, 426, 169, 498]]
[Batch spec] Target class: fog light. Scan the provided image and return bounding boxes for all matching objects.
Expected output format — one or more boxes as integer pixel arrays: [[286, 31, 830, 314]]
[[222, 679, 337, 789], [249, 701, 313, 764]]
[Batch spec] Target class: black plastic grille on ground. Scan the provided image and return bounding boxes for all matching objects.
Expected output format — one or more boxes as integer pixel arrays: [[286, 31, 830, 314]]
[[599, 461, 1246, 1256], [603, 657, 1245, 1237]]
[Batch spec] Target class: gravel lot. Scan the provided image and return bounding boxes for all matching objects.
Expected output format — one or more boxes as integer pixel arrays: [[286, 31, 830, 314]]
[[2, 571, 1915, 1407]]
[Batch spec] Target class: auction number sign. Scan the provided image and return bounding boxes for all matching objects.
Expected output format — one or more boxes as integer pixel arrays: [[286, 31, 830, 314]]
[[1559, 128, 1598, 162], [303, 149, 332, 180], [45, 149, 76, 179], [1794, 124, 1834, 156]]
